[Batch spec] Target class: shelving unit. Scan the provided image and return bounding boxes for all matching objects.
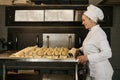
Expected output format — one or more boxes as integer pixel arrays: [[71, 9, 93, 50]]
[[5, 5, 113, 27]]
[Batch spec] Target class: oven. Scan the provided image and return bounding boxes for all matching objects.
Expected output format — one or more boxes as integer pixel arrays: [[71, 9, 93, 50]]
[[0, 27, 88, 80], [7, 28, 89, 50]]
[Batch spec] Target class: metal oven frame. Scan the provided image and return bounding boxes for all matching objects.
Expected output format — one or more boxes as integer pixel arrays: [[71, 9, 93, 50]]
[[1, 58, 79, 80]]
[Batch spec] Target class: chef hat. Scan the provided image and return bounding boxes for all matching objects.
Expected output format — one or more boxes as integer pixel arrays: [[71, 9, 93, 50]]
[[84, 4, 104, 23]]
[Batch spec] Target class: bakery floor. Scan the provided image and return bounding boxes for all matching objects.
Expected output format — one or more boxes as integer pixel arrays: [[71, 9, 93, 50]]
[[6, 70, 74, 80]]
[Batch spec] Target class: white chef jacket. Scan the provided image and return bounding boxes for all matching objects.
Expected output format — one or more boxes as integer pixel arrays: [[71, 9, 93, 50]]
[[80, 25, 113, 79]]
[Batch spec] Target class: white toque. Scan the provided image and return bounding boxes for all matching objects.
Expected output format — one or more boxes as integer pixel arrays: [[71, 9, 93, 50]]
[[84, 4, 104, 23]]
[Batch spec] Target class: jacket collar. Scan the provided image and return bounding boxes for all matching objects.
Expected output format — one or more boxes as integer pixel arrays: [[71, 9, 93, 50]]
[[89, 24, 100, 31]]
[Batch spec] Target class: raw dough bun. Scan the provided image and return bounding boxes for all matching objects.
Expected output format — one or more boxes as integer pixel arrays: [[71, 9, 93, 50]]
[[63, 48, 69, 52], [46, 51, 53, 56], [37, 51, 44, 56], [54, 51, 59, 56], [61, 51, 68, 56], [56, 48, 61, 51]]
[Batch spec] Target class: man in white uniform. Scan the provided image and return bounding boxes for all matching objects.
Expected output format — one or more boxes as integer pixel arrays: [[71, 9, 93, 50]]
[[76, 4, 114, 80]]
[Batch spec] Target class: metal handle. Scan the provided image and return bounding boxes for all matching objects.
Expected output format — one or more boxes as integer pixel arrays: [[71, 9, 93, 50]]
[[68, 35, 72, 49], [36, 35, 39, 46], [15, 36, 18, 50], [46, 35, 49, 48]]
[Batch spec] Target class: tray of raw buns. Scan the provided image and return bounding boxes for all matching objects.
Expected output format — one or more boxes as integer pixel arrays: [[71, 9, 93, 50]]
[[9, 46, 77, 61]]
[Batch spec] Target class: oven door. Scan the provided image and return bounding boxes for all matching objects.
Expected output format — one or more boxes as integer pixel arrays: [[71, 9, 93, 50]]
[[43, 33, 75, 49]]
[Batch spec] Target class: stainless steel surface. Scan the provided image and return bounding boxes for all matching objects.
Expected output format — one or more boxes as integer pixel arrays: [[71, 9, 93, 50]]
[[0, 58, 78, 80], [0, 57, 77, 62], [12, 58, 78, 62], [43, 33, 75, 48], [75, 64, 78, 80], [0, 51, 80, 80]]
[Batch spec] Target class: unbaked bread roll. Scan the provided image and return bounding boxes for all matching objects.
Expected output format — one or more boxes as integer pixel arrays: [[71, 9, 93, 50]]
[[61, 51, 68, 56], [63, 48, 69, 52], [37, 51, 44, 56], [35, 47, 42, 52], [49, 48, 54, 51], [56, 48, 61, 51], [42, 48, 47, 52], [54, 51, 59, 56], [24, 46, 37, 54], [28, 52, 33, 56], [9, 46, 38, 58], [16, 51, 25, 57], [46, 51, 53, 56]]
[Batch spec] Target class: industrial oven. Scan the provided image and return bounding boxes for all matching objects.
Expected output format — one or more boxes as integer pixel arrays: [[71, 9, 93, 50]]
[[0, 27, 90, 80]]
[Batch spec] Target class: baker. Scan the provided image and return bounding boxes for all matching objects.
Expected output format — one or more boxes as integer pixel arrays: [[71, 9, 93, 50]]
[[76, 4, 114, 80]]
